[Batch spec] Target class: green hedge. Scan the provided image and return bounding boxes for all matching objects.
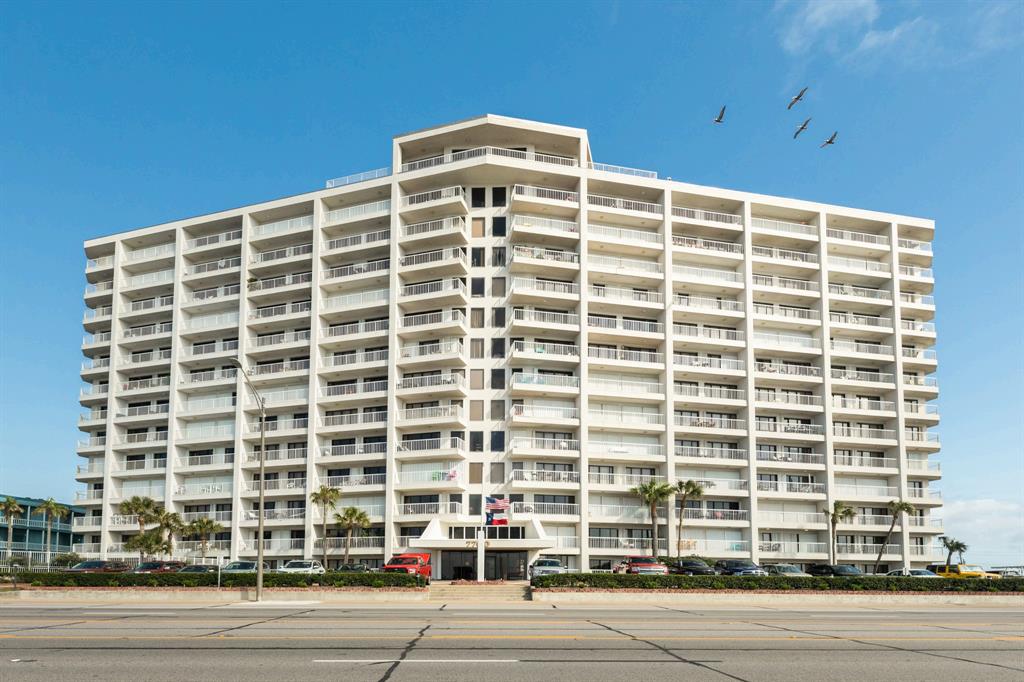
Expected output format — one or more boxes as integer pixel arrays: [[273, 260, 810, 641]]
[[532, 574, 1024, 592], [14, 571, 422, 589]]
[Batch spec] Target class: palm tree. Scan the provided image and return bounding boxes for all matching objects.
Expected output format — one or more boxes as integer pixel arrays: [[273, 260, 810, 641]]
[[119, 496, 160, 561], [873, 501, 915, 575], [2, 497, 23, 561], [186, 517, 225, 560], [826, 501, 857, 564], [155, 510, 185, 558], [33, 498, 68, 565], [630, 481, 674, 558], [674, 480, 705, 562], [310, 485, 342, 568], [942, 537, 968, 571], [124, 530, 165, 561], [333, 507, 370, 565]]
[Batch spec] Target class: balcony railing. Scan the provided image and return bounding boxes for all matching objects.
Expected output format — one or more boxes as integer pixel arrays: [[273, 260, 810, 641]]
[[673, 324, 744, 342], [322, 289, 389, 311], [828, 283, 891, 301], [182, 368, 237, 385], [674, 294, 743, 313], [590, 346, 664, 364], [512, 308, 579, 326], [321, 380, 388, 399], [673, 205, 742, 225], [830, 339, 893, 356], [755, 391, 823, 407], [323, 199, 390, 226], [325, 473, 387, 489], [189, 283, 241, 303], [590, 409, 664, 426], [511, 340, 579, 358], [674, 445, 747, 461], [248, 417, 309, 433], [826, 228, 889, 246], [397, 502, 463, 515], [86, 255, 114, 270], [249, 446, 308, 463], [753, 332, 821, 350], [674, 264, 742, 283], [323, 349, 388, 368], [399, 405, 463, 421], [676, 415, 745, 430], [399, 340, 462, 360], [402, 216, 466, 239], [324, 259, 390, 281], [752, 273, 818, 291], [509, 469, 580, 484], [756, 450, 826, 465], [251, 214, 313, 239], [589, 537, 669, 551], [589, 315, 663, 334], [242, 477, 307, 493], [828, 255, 890, 274], [250, 359, 310, 376], [510, 214, 578, 235], [590, 377, 658, 395], [249, 301, 311, 320], [834, 454, 897, 469], [835, 484, 898, 498], [185, 228, 242, 250], [128, 295, 174, 313], [588, 193, 661, 215], [325, 167, 390, 188], [180, 452, 235, 467], [252, 330, 311, 348], [590, 284, 662, 304], [85, 280, 114, 295], [587, 472, 665, 487], [401, 185, 465, 208], [124, 270, 175, 289], [508, 437, 579, 453], [830, 312, 891, 328], [400, 247, 467, 269], [510, 404, 579, 420], [512, 502, 579, 516], [396, 437, 464, 454], [400, 278, 466, 299], [588, 161, 657, 178], [759, 541, 829, 555], [184, 312, 239, 331], [592, 254, 662, 275], [683, 508, 749, 522], [401, 308, 465, 329], [123, 322, 174, 339], [322, 319, 389, 339], [833, 425, 896, 440], [325, 228, 390, 254], [321, 441, 388, 457], [836, 543, 901, 556], [673, 234, 742, 254], [512, 184, 578, 203], [251, 272, 313, 291], [756, 480, 826, 494], [397, 373, 466, 391], [674, 354, 744, 371], [125, 242, 175, 262], [751, 217, 816, 236], [590, 442, 665, 458], [251, 242, 313, 264], [179, 424, 235, 441], [899, 265, 934, 279], [187, 256, 241, 276], [751, 245, 818, 263], [121, 376, 171, 392], [513, 277, 580, 296], [758, 511, 827, 525], [511, 244, 580, 265], [592, 223, 662, 244], [831, 368, 892, 383], [401, 146, 577, 172]]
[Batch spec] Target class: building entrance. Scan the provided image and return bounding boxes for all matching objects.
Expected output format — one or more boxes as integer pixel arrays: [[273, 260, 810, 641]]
[[439, 551, 528, 581]]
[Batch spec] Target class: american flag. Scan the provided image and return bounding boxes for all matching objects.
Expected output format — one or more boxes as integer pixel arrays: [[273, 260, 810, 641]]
[[485, 496, 509, 526]]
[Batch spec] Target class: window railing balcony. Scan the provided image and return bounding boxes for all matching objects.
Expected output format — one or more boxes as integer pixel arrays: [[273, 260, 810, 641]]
[[323, 260, 389, 281], [400, 185, 466, 208], [758, 541, 829, 555], [591, 346, 664, 364], [588, 193, 661, 215], [683, 508, 749, 522], [590, 315, 663, 334], [674, 445, 747, 461], [830, 339, 893, 356], [756, 391, 823, 407], [248, 301, 311, 320], [323, 199, 390, 226], [179, 396, 236, 415], [833, 425, 896, 440], [826, 228, 889, 246], [401, 216, 467, 239], [589, 504, 666, 521], [899, 265, 934, 279], [185, 229, 242, 250], [400, 247, 467, 269], [256, 388, 308, 407], [185, 312, 240, 331], [86, 255, 114, 270], [78, 435, 107, 448], [904, 429, 939, 443], [756, 450, 826, 465], [836, 543, 901, 556], [83, 305, 113, 322], [674, 354, 744, 371], [588, 161, 657, 178], [322, 289, 390, 311], [512, 277, 579, 297], [251, 272, 313, 292], [592, 254, 663, 276], [512, 501, 580, 516], [179, 424, 235, 441], [832, 397, 895, 411], [83, 331, 111, 346], [252, 214, 313, 239], [756, 480, 826, 495], [903, 402, 939, 416], [508, 437, 579, 453], [316, 536, 386, 549], [828, 255, 890, 274], [401, 146, 578, 172], [320, 441, 388, 457], [127, 295, 174, 313], [120, 376, 171, 392], [829, 312, 891, 328], [750, 245, 818, 263], [759, 511, 827, 525], [399, 340, 463, 360], [591, 409, 664, 426], [85, 280, 114, 296], [397, 502, 463, 516], [835, 484, 898, 499], [119, 458, 166, 472], [242, 507, 305, 521], [396, 468, 464, 485], [399, 278, 466, 299], [123, 349, 174, 365], [125, 242, 175, 262], [674, 294, 743, 313], [673, 324, 744, 342], [123, 322, 174, 339], [397, 373, 466, 391], [248, 417, 308, 433], [72, 515, 103, 528], [189, 283, 241, 303], [590, 377, 659, 395], [73, 542, 102, 553], [752, 273, 818, 291], [510, 214, 579, 235], [674, 264, 743, 283], [903, 374, 938, 388], [322, 348, 388, 368], [249, 446, 307, 463], [590, 442, 665, 458], [242, 477, 306, 493], [676, 415, 745, 430], [187, 256, 241, 276], [897, 237, 932, 252], [589, 536, 669, 551], [401, 309, 465, 330], [79, 409, 108, 423], [252, 330, 311, 348], [399, 405, 463, 421], [590, 284, 663, 304], [752, 304, 820, 321], [511, 244, 580, 265], [673, 205, 742, 225], [831, 368, 892, 383], [828, 283, 891, 301], [512, 184, 578, 203], [511, 404, 579, 421], [325, 167, 391, 190], [513, 308, 580, 327], [673, 234, 743, 254], [118, 403, 171, 418], [587, 472, 665, 487], [75, 489, 104, 501], [182, 368, 237, 385], [396, 437, 464, 455], [591, 223, 662, 245], [79, 385, 109, 398], [82, 357, 111, 371], [511, 340, 579, 358], [907, 488, 942, 500], [751, 217, 817, 236], [321, 380, 387, 399], [180, 452, 235, 468], [324, 228, 390, 253], [325, 472, 387, 489], [509, 469, 580, 484], [901, 319, 936, 333], [124, 270, 175, 289], [753, 333, 821, 350], [755, 421, 823, 435], [833, 454, 897, 469], [900, 292, 935, 306], [251, 242, 313, 265], [250, 359, 310, 376], [322, 320, 389, 341]]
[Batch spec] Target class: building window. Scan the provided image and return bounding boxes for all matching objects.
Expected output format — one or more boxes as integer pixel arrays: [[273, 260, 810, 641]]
[[471, 187, 486, 208], [471, 247, 485, 267], [493, 307, 506, 327], [490, 400, 505, 420], [492, 187, 507, 207], [470, 400, 484, 421], [470, 369, 484, 390], [491, 367, 506, 388], [472, 217, 485, 238], [471, 308, 485, 328], [471, 278, 485, 297], [492, 216, 507, 236], [471, 339, 485, 358], [490, 460, 505, 481], [491, 247, 506, 267], [492, 277, 506, 296], [491, 339, 506, 359], [470, 432, 484, 452]]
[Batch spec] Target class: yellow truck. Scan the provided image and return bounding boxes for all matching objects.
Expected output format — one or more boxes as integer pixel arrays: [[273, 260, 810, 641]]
[[925, 563, 1001, 579]]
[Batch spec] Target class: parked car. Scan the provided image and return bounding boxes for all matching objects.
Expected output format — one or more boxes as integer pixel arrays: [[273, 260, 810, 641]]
[[615, 556, 669, 575], [926, 564, 1001, 580], [278, 560, 325, 575], [668, 559, 717, 576], [66, 560, 130, 573], [382, 553, 432, 583], [177, 564, 219, 574], [221, 561, 270, 574], [764, 563, 811, 577], [132, 561, 185, 574], [806, 564, 864, 577], [714, 560, 767, 576], [886, 568, 941, 578], [529, 558, 567, 579], [336, 563, 369, 573]]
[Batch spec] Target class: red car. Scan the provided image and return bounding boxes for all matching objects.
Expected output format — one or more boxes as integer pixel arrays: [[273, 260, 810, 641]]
[[132, 561, 185, 574], [614, 556, 669, 575], [383, 553, 432, 582], [66, 560, 130, 573]]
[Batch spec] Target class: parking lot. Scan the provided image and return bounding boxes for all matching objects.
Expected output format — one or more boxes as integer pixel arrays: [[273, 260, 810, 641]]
[[1, 602, 1022, 681]]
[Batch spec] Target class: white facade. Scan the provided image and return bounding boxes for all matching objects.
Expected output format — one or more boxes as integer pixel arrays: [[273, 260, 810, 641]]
[[75, 115, 941, 575]]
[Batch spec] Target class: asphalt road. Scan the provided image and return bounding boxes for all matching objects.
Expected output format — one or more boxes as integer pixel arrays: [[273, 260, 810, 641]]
[[1, 601, 1022, 681]]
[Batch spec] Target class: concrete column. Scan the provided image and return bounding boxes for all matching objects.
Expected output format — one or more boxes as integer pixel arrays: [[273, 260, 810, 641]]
[[303, 199, 326, 561], [886, 221, 913, 569], [228, 214, 254, 561], [739, 201, 760, 564]]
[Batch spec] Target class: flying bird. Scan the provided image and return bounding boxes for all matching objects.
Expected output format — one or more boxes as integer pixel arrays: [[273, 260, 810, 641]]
[[820, 131, 838, 148], [788, 87, 808, 110], [713, 105, 726, 124], [793, 117, 811, 139]]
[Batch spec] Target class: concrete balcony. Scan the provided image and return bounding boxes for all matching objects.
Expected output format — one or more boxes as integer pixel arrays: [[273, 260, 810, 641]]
[[589, 345, 665, 371], [319, 411, 388, 434], [673, 354, 745, 377], [510, 276, 580, 305], [832, 425, 898, 446], [396, 405, 465, 429], [591, 254, 663, 284], [673, 264, 744, 290], [398, 308, 467, 338], [756, 480, 826, 497], [240, 477, 307, 496], [673, 323, 745, 350], [508, 468, 580, 489], [399, 247, 468, 278], [755, 450, 826, 468], [396, 372, 467, 398], [400, 216, 468, 246], [758, 541, 829, 560], [511, 184, 579, 216], [510, 372, 580, 398], [758, 511, 828, 529], [176, 424, 236, 445], [675, 415, 746, 436], [510, 404, 579, 428], [320, 288, 390, 317], [510, 308, 580, 334], [509, 244, 580, 275], [751, 216, 817, 239], [510, 214, 579, 245], [250, 215, 313, 242], [673, 205, 743, 229], [587, 472, 666, 490], [321, 260, 389, 290], [589, 377, 662, 403], [323, 228, 390, 258], [320, 441, 389, 461], [673, 294, 745, 321], [752, 273, 819, 298], [396, 501, 464, 520], [829, 339, 894, 360], [590, 409, 665, 433], [512, 501, 580, 519], [674, 445, 748, 466], [324, 473, 386, 492], [397, 340, 465, 368], [399, 186, 467, 222], [319, 379, 388, 405], [508, 437, 580, 460], [398, 278, 467, 308], [830, 368, 894, 389], [184, 228, 242, 253], [322, 199, 390, 228], [319, 319, 389, 348], [589, 536, 668, 553], [394, 467, 466, 492], [401, 146, 577, 174], [395, 437, 465, 461], [834, 484, 898, 501], [510, 340, 580, 366]]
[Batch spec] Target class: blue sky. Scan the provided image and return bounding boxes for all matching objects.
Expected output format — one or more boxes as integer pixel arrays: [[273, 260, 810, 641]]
[[1, 1, 1021, 565]]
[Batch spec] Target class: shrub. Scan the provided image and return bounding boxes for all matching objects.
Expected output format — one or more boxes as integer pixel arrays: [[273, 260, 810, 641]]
[[15, 571, 423, 589], [49, 553, 82, 568], [531, 574, 1024, 592]]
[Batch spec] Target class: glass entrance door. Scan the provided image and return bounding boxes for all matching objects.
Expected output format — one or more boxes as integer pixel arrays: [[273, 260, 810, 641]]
[[484, 551, 527, 580]]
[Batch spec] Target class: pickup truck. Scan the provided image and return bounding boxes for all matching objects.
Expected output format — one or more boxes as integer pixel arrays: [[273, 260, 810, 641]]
[[383, 553, 432, 583]]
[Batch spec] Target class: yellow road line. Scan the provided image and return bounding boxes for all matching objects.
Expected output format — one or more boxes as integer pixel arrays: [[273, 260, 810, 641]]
[[0, 633, 1020, 642]]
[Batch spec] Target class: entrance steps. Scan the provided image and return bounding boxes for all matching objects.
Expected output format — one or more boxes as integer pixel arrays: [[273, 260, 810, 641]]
[[428, 581, 531, 602]]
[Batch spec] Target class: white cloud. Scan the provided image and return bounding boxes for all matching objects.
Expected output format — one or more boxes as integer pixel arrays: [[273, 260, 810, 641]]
[[844, 16, 940, 69], [777, 0, 881, 55], [942, 498, 1024, 567]]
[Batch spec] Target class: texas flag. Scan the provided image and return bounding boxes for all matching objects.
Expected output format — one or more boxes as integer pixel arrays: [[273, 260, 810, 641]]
[[485, 496, 509, 526]]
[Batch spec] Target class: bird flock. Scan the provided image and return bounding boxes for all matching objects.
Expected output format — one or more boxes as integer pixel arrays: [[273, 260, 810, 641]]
[[714, 87, 838, 149]]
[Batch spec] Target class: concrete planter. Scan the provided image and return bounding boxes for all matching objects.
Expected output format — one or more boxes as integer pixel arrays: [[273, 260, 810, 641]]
[[0, 586, 429, 603], [531, 588, 1024, 606]]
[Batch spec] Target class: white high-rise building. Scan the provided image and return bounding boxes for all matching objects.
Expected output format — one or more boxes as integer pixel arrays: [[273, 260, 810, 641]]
[[75, 115, 941, 578]]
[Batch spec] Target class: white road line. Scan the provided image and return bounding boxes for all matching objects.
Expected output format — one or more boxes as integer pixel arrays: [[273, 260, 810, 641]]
[[311, 655, 520, 659]]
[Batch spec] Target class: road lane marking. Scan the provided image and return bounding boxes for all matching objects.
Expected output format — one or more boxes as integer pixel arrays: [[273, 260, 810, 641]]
[[0, 634, 1020, 642], [313, 659, 520, 663]]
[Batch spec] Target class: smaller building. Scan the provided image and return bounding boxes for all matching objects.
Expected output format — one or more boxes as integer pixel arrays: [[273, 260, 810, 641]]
[[0, 495, 85, 561]]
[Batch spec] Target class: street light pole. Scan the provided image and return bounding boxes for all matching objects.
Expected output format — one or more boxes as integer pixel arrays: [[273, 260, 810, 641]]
[[229, 358, 265, 602]]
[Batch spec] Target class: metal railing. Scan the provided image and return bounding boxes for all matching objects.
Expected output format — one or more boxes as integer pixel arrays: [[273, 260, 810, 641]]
[[673, 205, 742, 225], [751, 217, 817, 236], [397, 373, 465, 391], [321, 380, 387, 399], [401, 216, 466, 239], [592, 254, 662, 275], [752, 273, 818, 291], [754, 421, 824, 435], [830, 312, 891, 327], [513, 277, 580, 296], [673, 234, 743, 253], [511, 244, 580, 264], [125, 242, 175, 262], [186, 228, 242, 250], [674, 445, 747, 461], [251, 214, 313, 239], [828, 255, 890, 273], [400, 185, 465, 208], [673, 324, 744, 342], [588, 193, 661, 214], [128, 295, 174, 312], [189, 283, 241, 303], [322, 288, 389, 311], [830, 368, 892, 383], [400, 278, 466, 299], [400, 247, 466, 268], [674, 294, 743, 312], [323, 199, 391, 226], [187, 256, 241, 275], [510, 214, 578, 234], [397, 437, 464, 454], [512, 501, 580, 516], [508, 437, 579, 453], [589, 315, 663, 334], [321, 441, 388, 457], [325, 167, 391, 188], [252, 329, 311, 347], [674, 264, 742, 283], [512, 184, 579, 203], [510, 404, 579, 420], [590, 346, 664, 364], [325, 473, 387, 488], [322, 319, 389, 338], [683, 508, 749, 522], [399, 340, 463, 359], [251, 272, 313, 291], [398, 405, 463, 421], [590, 409, 664, 426], [830, 339, 893, 355], [124, 270, 175, 289], [509, 469, 580, 484], [591, 223, 662, 244], [123, 321, 174, 338], [397, 502, 463, 515], [826, 228, 889, 246], [676, 415, 745, 430], [750, 245, 817, 263], [590, 442, 665, 457], [251, 242, 313, 264], [512, 308, 579, 326], [322, 348, 388, 368], [674, 355, 744, 371], [401, 146, 577, 172], [588, 161, 657, 178], [755, 450, 826, 465], [325, 228, 390, 252]]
